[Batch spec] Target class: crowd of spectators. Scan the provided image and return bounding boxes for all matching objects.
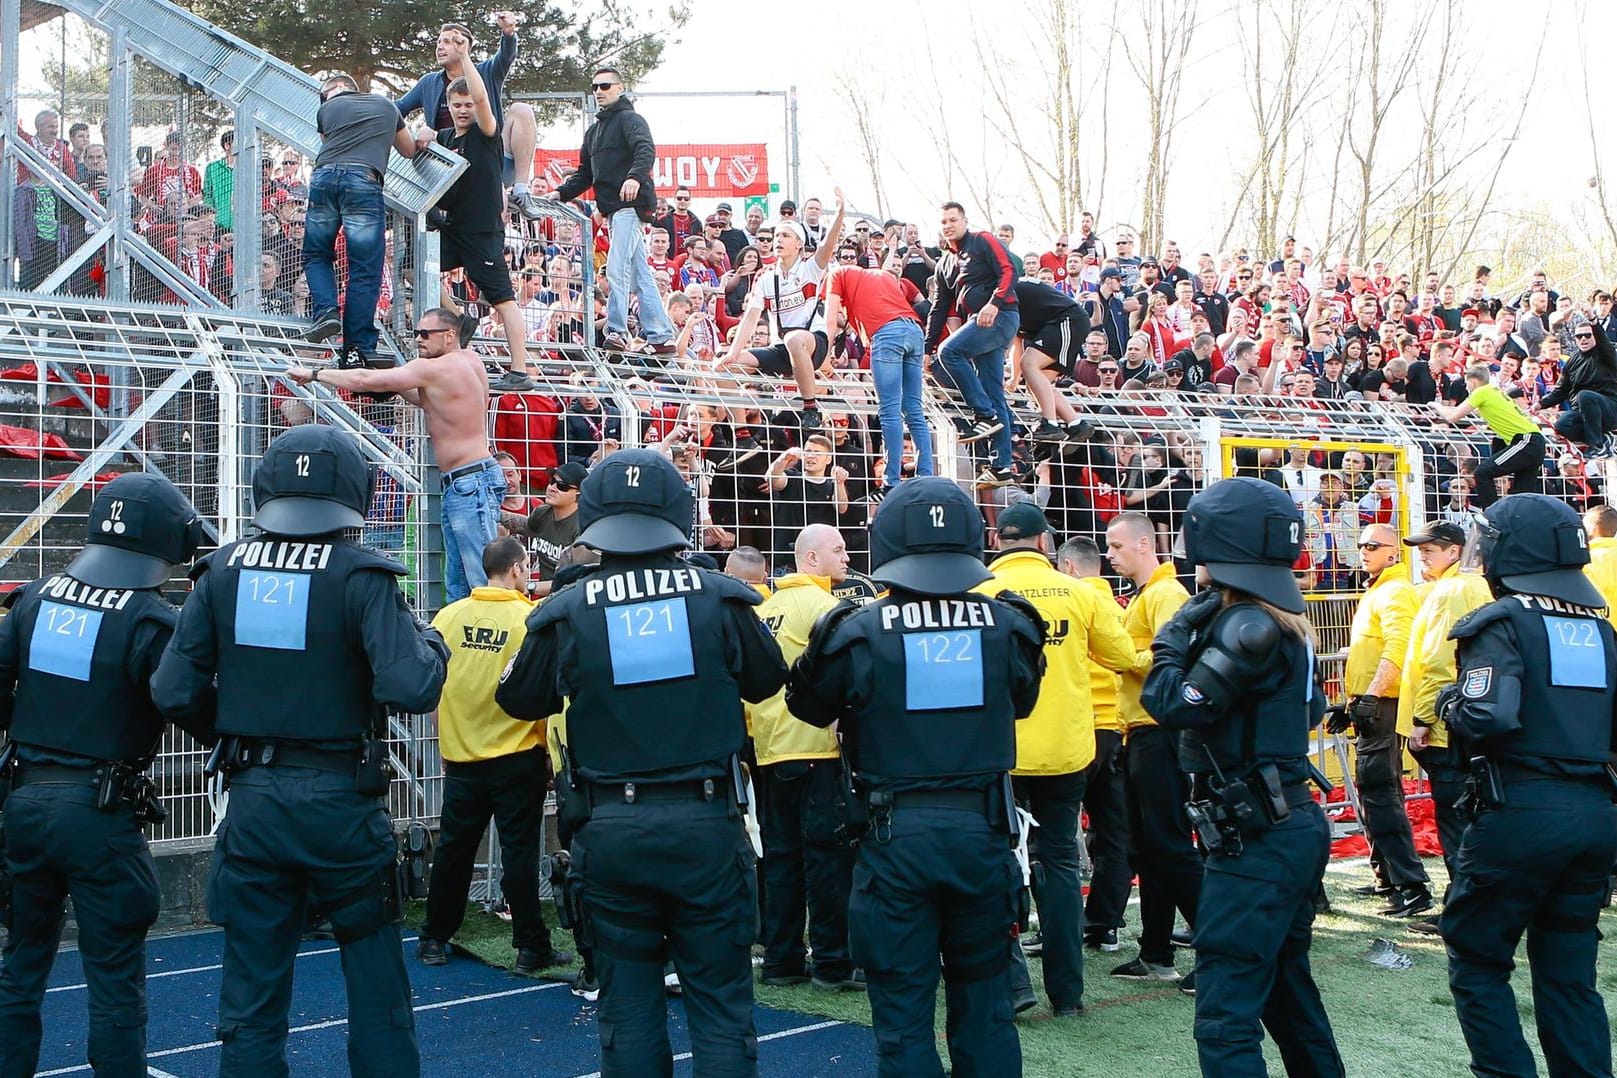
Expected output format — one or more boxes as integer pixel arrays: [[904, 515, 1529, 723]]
[[16, 83, 1615, 593]]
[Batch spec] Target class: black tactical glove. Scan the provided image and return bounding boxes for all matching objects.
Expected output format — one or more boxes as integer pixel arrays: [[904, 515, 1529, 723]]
[[1350, 693, 1383, 725], [1323, 706, 1353, 735], [1178, 588, 1225, 631]]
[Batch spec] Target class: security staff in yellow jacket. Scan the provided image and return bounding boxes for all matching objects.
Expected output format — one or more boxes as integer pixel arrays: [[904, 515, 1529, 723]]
[[419, 537, 570, 972], [749, 524, 861, 991], [1057, 536, 1133, 953], [987, 504, 1134, 1016], [1581, 506, 1617, 624], [1395, 522, 1493, 932], [1332, 523, 1432, 916], [1105, 511, 1199, 984]]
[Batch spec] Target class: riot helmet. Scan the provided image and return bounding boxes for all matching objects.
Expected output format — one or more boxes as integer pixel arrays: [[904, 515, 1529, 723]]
[[66, 473, 205, 589], [1478, 493, 1603, 608], [868, 477, 992, 596], [1182, 476, 1306, 613], [576, 450, 690, 556], [252, 425, 374, 537]]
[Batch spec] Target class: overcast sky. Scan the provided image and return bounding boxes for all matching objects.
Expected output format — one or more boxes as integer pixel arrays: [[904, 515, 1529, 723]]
[[16, 0, 1614, 275]]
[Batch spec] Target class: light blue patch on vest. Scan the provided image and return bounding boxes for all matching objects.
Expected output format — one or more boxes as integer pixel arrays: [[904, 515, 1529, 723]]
[[608, 597, 695, 686], [235, 571, 311, 651], [29, 601, 104, 681], [1543, 615, 1606, 689], [904, 629, 984, 711]]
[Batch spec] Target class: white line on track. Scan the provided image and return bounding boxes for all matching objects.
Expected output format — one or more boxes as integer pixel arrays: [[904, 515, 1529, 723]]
[[46, 937, 419, 994], [38, 981, 568, 1076], [567, 1019, 847, 1078]]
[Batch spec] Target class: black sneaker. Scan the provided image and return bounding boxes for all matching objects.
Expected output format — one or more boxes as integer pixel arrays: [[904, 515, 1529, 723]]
[[514, 947, 574, 975], [1065, 417, 1096, 441], [728, 436, 765, 469], [508, 189, 548, 220], [1178, 970, 1197, 996], [959, 415, 1005, 444], [1109, 957, 1179, 981], [976, 465, 1018, 489], [570, 969, 600, 1002], [1353, 883, 1394, 897], [865, 484, 891, 509], [811, 969, 866, 992], [1021, 931, 1044, 956], [416, 938, 450, 966], [1053, 1003, 1084, 1018], [1085, 928, 1121, 952], [303, 312, 342, 344], [1380, 884, 1435, 918], [491, 370, 538, 393], [760, 970, 811, 987], [602, 331, 634, 352], [801, 403, 825, 431], [1171, 929, 1194, 949], [1030, 419, 1070, 443], [1405, 915, 1443, 937]]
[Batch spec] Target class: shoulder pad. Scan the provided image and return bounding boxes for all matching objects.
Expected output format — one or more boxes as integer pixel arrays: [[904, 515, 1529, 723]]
[[1449, 599, 1513, 641], [1208, 602, 1281, 658], [530, 586, 580, 631], [2, 579, 39, 610], [700, 568, 767, 606], [349, 545, 409, 577], [810, 599, 862, 652], [187, 550, 219, 581], [994, 589, 1048, 643]]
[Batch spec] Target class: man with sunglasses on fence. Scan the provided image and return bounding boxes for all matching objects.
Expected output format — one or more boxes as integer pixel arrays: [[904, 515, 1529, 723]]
[[522, 461, 586, 598], [288, 307, 506, 602], [553, 69, 678, 357]]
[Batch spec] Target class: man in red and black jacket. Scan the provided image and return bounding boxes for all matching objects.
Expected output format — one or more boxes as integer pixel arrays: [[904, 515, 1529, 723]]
[[925, 201, 1022, 486]]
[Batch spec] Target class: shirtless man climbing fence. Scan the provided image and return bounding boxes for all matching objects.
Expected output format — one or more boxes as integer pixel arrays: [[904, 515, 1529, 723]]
[[288, 306, 502, 601]]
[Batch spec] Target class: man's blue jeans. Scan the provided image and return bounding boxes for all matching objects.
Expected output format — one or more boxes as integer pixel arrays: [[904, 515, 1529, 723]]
[[605, 208, 674, 344], [303, 166, 386, 355], [938, 310, 1020, 469], [441, 458, 506, 603], [868, 319, 935, 486]]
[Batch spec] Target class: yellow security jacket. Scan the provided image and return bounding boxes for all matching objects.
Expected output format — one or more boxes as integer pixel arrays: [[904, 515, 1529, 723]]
[[747, 574, 842, 765], [431, 587, 543, 763], [1078, 576, 1127, 733], [1396, 565, 1494, 748], [1585, 537, 1617, 627], [1344, 562, 1415, 698], [978, 551, 1137, 774], [1121, 562, 1190, 732]]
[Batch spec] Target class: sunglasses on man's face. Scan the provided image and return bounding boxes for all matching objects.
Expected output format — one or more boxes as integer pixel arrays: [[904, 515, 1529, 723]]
[[1357, 541, 1389, 551], [1099, 368, 1119, 375], [591, 82, 617, 92], [548, 480, 575, 492], [1576, 332, 1595, 340], [838, 253, 857, 261]]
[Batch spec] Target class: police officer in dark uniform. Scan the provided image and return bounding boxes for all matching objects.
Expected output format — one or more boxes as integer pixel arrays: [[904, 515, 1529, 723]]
[[786, 477, 1046, 1078], [1141, 477, 1345, 1078], [1439, 494, 1617, 1078], [495, 448, 787, 1078], [0, 474, 206, 1077], [152, 425, 449, 1078]]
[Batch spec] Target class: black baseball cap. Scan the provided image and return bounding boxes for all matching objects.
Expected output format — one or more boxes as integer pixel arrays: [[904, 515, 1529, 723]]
[[1100, 267, 1122, 281], [550, 461, 588, 489], [68, 473, 204, 589], [869, 478, 991, 596], [1183, 477, 1305, 613], [716, 201, 734, 212], [996, 502, 1053, 542], [779, 199, 798, 212], [252, 425, 373, 536], [576, 449, 691, 555], [1403, 521, 1466, 547]]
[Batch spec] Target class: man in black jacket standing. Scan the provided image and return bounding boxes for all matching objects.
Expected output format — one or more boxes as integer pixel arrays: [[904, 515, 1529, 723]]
[[553, 69, 676, 356]]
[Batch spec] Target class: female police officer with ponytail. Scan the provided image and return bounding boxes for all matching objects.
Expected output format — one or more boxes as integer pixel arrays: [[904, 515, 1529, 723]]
[[1141, 477, 1345, 1078]]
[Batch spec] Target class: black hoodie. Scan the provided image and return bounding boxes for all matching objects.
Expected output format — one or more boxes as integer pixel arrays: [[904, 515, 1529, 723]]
[[555, 96, 657, 220], [1541, 323, 1617, 409]]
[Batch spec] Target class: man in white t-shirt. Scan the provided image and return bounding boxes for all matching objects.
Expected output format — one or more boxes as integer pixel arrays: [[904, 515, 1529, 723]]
[[716, 188, 846, 430]]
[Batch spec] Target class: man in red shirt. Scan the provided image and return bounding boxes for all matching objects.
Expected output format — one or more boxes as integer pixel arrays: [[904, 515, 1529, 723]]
[[1039, 236, 1071, 283], [823, 264, 934, 496], [652, 186, 699, 251]]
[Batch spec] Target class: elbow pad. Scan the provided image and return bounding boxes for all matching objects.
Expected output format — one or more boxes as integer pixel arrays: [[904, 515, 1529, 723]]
[[1184, 605, 1280, 713]]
